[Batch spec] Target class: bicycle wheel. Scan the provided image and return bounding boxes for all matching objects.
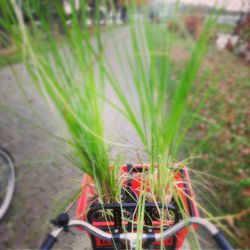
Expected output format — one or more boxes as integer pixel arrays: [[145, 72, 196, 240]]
[[0, 148, 15, 220]]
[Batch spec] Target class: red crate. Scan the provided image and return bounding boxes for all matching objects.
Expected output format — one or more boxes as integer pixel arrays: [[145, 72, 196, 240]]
[[76, 164, 199, 250]]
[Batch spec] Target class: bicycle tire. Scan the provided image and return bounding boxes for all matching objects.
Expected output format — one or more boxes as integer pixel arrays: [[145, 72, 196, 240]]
[[0, 147, 15, 220]]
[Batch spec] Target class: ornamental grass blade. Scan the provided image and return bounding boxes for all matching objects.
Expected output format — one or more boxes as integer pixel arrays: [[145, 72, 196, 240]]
[[3, 0, 124, 202]]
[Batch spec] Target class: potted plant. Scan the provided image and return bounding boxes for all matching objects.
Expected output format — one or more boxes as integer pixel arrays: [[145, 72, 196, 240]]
[[2, 1, 217, 249]]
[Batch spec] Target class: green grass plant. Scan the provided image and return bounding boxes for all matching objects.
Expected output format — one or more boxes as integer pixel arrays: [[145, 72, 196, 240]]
[[103, 0, 217, 226], [2, 0, 124, 202], [1, 0, 233, 248]]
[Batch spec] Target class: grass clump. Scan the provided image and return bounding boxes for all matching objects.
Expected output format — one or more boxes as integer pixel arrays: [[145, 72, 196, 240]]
[[1, 0, 238, 248], [2, 0, 123, 202], [97, 4, 223, 248], [104, 1, 216, 215]]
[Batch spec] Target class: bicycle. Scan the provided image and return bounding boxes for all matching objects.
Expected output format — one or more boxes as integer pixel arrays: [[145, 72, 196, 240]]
[[41, 164, 233, 250], [0, 147, 15, 220]]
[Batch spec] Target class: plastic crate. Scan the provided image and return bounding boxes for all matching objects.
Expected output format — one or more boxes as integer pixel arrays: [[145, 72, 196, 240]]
[[76, 164, 199, 250]]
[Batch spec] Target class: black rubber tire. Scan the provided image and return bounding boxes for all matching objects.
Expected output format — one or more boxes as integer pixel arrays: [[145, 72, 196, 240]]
[[0, 147, 15, 220]]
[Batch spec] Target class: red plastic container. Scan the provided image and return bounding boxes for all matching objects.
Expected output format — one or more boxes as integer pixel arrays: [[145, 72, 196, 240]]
[[76, 164, 199, 250]]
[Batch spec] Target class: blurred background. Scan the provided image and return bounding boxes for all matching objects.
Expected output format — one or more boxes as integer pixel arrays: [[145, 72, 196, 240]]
[[0, 0, 249, 249]]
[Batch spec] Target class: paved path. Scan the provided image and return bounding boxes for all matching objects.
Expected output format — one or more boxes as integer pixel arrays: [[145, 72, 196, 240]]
[[0, 63, 82, 249]]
